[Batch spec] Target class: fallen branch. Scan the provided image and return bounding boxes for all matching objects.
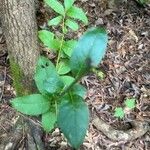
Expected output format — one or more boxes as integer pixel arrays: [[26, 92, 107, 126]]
[[92, 115, 149, 141]]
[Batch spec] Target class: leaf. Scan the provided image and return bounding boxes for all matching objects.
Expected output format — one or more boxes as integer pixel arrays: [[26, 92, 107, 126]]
[[72, 84, 87, 97], [34, 56, 64, 95], [44, 0, 65, 16], [67, 6, 88, 25], [60, 75, 75, 86], [70, 27, 108, 77], [138, 0, 148, 5], [42, 111, 57, 132], [58, 95, 89, 149], [38, 30, 60, 51], [38, 30, 54, 48], [62, 40, 77, 57], [114, 107, 124, 119], [64, 0, 75, 11], [65, 19, 79, 31], [11, 94, 50, 115], [60, 76, 87, 97], [50, 38, 61, 50], [57, 60, 71, 75], [92, 68, 105, 80], [125, 98, 136, 109], [48, 16, 63, 26]]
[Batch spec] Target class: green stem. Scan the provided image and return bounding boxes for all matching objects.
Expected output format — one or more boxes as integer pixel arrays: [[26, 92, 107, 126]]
[[59, 68, 84, 96], [56, 16, 65, 69], [55, 100, 58, 116], [59, 77, 78, 96]]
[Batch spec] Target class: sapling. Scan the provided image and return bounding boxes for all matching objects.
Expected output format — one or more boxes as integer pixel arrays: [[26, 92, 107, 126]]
[[39, 0, 88, 75], [11, 0, 108, 149]]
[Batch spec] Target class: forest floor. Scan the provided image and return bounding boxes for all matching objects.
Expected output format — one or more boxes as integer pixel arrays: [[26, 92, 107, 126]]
[[0, 0, 150, 150]]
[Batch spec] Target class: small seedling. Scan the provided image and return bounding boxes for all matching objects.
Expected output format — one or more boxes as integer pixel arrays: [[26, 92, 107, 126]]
[[114, 98, 136, 119], [92, 68, 105, 80], [114, 107, 125, 119], [125, 98, 136, 109]]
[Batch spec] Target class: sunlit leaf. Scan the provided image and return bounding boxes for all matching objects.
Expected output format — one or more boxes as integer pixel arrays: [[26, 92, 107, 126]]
[[38, 30, 54, 48], [65, 19, 79, 31], [44, 0, 65, 16], [64, 0, 75, 11], [48, 16, 63, 26], [67, 6, 88, 25]]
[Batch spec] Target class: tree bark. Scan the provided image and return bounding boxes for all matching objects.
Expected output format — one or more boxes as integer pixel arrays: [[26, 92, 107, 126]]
[[2, 0, 39, 95], [1, 1, 45, 149]]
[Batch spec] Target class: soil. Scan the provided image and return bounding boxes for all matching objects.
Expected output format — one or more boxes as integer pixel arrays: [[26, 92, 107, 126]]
[[0, 0, 150, 150]]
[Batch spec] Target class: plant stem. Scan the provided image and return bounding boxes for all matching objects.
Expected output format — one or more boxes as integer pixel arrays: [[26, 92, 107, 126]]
[[55, 100, 58, 116], [59, 78, 78, 96], [59, 70, 84, 97], [56, 16, 65, 69]]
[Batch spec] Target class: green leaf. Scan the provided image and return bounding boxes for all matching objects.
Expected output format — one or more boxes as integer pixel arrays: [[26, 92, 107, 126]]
[[50, 38, 61, 50], [64, 0, 75, 11], [42, 111, 57, 132], [34, 57, 64, 95], [60, 76, 87, 97], [38, 30, 60, 51], [70, 27, 108, 77], [58, 95, 89, 149], [38, 30, 54, 47], [67, 6, 88, 25], [57, 60, 71, 75], [72, 84, 87, 98], [44, 0, 65, 16], [62, 40, 77, 57], [48, 16, 63, 26], [65, 19, 79, 31], [92, 68, 105, 80], [125, 98, 136, 109], [138, 0, 144, 4], [138, 0, 148, 5], [114, 107, 124, 119], [11, 94, 50, 115], [60, 75, 75, 86]]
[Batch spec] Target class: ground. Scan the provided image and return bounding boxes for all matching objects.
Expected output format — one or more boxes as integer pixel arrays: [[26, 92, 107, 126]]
[[0, 0, 149, 150]]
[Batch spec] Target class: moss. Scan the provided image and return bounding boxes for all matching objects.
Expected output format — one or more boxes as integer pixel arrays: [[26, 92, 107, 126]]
[[10, 59, 30, 96]]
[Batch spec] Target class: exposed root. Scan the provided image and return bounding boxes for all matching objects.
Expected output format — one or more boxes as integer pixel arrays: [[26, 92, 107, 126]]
[[0, 116, 45, 150], [92, 115, 150, 141]]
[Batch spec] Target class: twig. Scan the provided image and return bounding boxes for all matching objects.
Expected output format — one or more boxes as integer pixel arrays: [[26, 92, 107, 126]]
[[0, 67, 7, 101]]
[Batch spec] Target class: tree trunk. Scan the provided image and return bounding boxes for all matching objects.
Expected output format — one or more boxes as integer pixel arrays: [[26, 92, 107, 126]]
[[2, 0, 39, 96], [1, 1, 45, 149]]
